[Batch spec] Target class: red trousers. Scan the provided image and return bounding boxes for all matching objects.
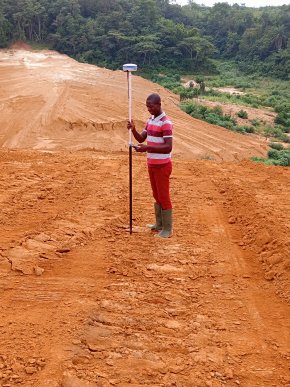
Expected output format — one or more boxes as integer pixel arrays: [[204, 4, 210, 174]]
[[148, 162, 172, 210]]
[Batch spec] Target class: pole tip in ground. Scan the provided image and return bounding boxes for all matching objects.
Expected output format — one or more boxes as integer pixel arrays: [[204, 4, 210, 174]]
[[125, 225, 147, 233]]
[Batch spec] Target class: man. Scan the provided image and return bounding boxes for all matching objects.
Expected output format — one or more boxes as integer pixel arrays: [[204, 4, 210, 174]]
[[127, 93, 173, 238]]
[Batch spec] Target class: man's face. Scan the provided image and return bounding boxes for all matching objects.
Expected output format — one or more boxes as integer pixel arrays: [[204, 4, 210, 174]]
[[146, 99, 161, 117]]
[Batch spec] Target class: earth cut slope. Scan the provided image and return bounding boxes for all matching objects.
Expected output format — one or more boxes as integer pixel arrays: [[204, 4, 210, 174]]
[[0, 49, 267, 161]]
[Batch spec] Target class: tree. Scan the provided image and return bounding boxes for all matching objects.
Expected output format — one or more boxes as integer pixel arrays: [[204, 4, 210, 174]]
[[177, 32, 215, 68], [0, 0, 11, 46], [129, 0, 160, 33], [133, 34, 161, 65]]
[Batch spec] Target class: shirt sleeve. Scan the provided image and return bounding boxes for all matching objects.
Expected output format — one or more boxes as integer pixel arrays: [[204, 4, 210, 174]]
[[162, 120, 173, 138]]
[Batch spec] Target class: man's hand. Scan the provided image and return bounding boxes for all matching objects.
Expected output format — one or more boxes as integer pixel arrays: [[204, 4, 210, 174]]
[[128, 121, 147, 143], [127, 120, 136, 131], [134, 144, 148, 152]]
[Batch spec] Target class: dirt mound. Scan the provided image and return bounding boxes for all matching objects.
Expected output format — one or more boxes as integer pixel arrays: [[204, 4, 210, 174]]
[[0, 49, 268, 161], [10, 40, 33, 50]]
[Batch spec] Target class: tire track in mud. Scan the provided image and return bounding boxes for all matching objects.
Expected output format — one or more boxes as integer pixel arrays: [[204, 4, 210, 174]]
[[178, 164, 290, 386], [205, 161, 290, 303]]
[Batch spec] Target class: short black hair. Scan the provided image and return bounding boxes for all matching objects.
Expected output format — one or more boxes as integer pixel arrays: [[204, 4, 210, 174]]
[[146, 93, 161, 104]]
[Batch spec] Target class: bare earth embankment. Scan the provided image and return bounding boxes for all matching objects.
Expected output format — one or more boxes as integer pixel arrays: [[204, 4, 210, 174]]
[[0, 49, 267, 161], [0, 50, 289, 387]]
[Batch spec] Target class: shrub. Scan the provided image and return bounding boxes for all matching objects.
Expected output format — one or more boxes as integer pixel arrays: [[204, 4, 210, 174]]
[[268, 149, 280, 159], [274, 103, 290, 114], [212, 106, 223, 116], [268, 149, 290, 166], [180, 101, 239, 133], [269, 142, 284, 150], [275, 112, 290, 127], [264, 126, 284, 138], [251, 156, 266, 163], [271, 90, 280, 96], [177, 87, 199, 100], [251, 149, 290, 166], [251, 119, 260, 126], [233, 126, 246, 133], [237, 109, 248, 119], [243, 125, 255, 133], [278, 134, 290, 143], [273, 156, 290, 166]]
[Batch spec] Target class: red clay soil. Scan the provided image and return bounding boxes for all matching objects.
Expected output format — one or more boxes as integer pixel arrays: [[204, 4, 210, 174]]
[[0, 50, 289, 387], [10, 41, 33, 50]]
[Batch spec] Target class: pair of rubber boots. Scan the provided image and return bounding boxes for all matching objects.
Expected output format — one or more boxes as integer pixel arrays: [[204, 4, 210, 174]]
[[147, 203, 173, 238]]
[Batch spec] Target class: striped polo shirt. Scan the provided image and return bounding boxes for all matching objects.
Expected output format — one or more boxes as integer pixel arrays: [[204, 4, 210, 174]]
[[144, 112, 173, 166]]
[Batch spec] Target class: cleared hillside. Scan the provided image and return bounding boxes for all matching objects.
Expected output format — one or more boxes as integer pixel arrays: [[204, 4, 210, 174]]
[[0, 49, 267, 161]]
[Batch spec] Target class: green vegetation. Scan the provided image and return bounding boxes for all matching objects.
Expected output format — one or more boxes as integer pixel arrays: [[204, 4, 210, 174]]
[[0, 0, 216, 72], [269, 142, 285, 150], [251, 119, 261, 127], [182, 2, 290, 80], [180, 101, 255, 134], [193, 62, 290, 144], [141, 72, 201, 100], [237, 109, 248, 119], [252, 148, 290, 166], [144, 66, 290, 144], [263, 126, 290, 143], [0, 1, 289, 79]]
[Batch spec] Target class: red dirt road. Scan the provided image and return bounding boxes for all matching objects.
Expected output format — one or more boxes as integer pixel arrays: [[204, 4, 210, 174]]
[[0, 50, 289, 387], [0, 149, 289, 387]]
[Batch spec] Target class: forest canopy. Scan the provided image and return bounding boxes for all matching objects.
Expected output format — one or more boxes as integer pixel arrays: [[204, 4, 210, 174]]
[[0, 0, 289, 79]]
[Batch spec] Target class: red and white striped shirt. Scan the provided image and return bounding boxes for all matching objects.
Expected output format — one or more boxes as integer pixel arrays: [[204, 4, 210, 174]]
[[144, 112, 173, 165]]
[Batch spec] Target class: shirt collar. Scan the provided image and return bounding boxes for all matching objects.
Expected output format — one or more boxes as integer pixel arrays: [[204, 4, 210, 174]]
[[151, 112, 166, 122]]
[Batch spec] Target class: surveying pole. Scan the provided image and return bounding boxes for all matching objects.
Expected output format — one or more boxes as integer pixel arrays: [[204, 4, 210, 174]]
[[123, 63, 137, 235]]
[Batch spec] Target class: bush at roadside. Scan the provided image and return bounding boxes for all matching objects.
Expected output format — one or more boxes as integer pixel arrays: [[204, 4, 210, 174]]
[[252, 148, 290, 166]]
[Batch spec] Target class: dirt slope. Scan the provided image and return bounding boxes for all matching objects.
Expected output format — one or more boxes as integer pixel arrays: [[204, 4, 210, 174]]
[[0, 149, 289, 387], [0, 49, 267, 161]]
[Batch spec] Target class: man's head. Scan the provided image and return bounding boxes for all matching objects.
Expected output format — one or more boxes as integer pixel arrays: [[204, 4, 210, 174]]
[[146, 93, 162, 117]]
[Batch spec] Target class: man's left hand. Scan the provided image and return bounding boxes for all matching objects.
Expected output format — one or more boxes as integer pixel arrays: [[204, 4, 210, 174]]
[[134, 144, 148, 152]]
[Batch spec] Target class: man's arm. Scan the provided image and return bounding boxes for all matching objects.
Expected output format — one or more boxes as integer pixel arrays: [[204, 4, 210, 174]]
[[135, 137, 172, 153], [127, 120, 147, 143]]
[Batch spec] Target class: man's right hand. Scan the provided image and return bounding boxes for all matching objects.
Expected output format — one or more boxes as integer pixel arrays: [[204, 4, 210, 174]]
[[127, 120, 135, 131]]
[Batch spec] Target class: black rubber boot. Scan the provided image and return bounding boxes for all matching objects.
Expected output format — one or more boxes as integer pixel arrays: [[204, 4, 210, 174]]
[[147, 203, 162, 231], [156, 209, 173, 238]]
